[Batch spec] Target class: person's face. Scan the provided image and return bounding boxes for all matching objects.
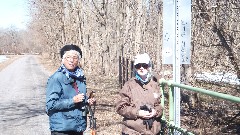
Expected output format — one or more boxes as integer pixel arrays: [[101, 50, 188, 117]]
[[135, 63, 149, 76], [62, 51, 80, 71]]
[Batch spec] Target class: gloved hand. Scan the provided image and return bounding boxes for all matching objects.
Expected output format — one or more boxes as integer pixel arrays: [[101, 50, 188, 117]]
[[139, 105, 157, 129], [138, 110, 151, 118], [139, 105, 156, 119]]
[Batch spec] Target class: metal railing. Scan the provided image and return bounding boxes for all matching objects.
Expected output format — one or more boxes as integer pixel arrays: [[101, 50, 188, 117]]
[[159, 78, 240, 135]]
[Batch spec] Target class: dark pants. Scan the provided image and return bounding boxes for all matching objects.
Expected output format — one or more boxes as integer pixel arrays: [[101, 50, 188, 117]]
[[51, 131, 83, 135]]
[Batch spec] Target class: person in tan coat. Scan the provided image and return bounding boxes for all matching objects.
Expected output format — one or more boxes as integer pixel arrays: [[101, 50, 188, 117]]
[[116, 53, 163, 135]]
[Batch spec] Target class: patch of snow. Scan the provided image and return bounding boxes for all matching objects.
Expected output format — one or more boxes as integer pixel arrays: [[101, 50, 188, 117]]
[[194, 72, 240, 85], [0, 55, 9, 63]]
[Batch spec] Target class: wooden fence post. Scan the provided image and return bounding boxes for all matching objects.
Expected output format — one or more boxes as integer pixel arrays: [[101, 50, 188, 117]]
[[122, 57, 126, 87], [119, 56, 122, 88]]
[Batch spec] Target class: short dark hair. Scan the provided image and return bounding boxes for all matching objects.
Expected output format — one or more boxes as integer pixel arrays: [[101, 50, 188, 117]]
[[60, 44, 82, 58]]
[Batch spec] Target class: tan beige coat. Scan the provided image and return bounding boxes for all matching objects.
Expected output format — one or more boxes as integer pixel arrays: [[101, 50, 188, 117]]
[[116, 77, 163, 135]]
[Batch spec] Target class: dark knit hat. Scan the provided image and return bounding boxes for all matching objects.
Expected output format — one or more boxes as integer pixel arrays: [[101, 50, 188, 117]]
[[60, 44, 82, 58]]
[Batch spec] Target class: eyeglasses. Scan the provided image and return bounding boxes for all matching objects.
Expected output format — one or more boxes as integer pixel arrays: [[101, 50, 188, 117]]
[[135, 63, 149, 69], [65, 56, 79, 61]]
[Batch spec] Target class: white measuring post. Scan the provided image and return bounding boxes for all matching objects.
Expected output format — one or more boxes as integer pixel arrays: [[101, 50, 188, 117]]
[[162, 0, 192, 134]]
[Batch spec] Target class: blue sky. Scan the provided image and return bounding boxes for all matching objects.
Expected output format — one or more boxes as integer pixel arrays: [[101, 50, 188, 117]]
[[0, 0, 30, 30]]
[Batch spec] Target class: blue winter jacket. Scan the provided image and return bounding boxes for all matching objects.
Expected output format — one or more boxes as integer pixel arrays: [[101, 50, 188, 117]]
[[46, 71, 87, 132]]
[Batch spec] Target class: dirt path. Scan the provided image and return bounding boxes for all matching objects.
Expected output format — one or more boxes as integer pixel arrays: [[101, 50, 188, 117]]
[[0, 55, 50, 135]]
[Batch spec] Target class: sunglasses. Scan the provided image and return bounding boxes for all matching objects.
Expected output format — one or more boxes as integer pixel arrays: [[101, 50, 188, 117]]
[[135, 63, 149, 69], [65, 55, 79, 61]]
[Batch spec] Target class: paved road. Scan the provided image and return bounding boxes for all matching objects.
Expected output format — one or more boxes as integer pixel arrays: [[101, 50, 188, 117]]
[[0, 55, 50, 135]]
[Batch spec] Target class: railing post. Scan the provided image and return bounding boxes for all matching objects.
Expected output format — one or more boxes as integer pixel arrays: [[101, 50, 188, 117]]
[[169, 85, 175, 134], [160, 84, 165, 119], [160, 83, 169, 135]]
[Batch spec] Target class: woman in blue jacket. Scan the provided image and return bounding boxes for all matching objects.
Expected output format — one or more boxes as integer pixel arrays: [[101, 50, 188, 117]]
[[46, 44, 95, 135]]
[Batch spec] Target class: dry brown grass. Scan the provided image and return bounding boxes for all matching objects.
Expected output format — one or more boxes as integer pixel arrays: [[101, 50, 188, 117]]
[[86, 75, 122, 135]]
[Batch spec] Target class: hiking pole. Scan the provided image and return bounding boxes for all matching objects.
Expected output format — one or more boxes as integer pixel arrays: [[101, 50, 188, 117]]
[[88, 91, 96, 135]]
